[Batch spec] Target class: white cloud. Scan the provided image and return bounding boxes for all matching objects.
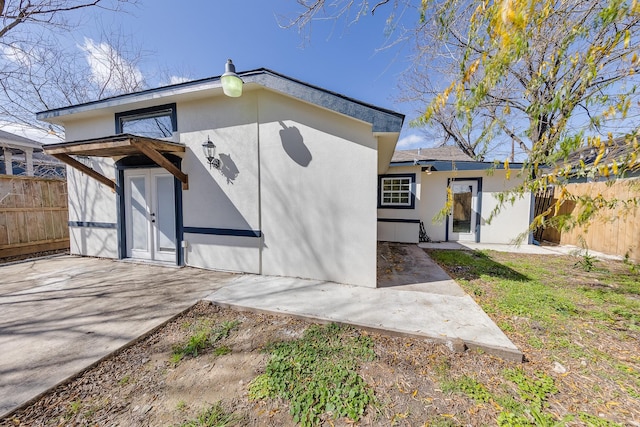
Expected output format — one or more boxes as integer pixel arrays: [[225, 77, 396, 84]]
[[397, 133, 427, 149], [168, 76, 189, 85], [80, 37, 143, 92], [1, 44, 31, 66]]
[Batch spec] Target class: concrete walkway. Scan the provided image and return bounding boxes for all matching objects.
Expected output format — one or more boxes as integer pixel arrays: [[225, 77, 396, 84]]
[[419, 241, 623, 260], [206, 245, 523, 362]]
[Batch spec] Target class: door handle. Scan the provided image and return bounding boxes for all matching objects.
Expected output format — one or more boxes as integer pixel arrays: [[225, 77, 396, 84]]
[[151, 212, 156, 223]]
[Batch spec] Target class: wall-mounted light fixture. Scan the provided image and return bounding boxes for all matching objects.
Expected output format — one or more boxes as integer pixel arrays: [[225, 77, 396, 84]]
[[421, 165, 436, 175], [202, 136, 220, 169], [221, 59, 243, 97]]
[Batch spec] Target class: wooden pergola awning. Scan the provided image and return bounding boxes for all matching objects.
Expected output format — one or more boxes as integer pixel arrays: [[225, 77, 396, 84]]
[[44, 134, 188, 190]]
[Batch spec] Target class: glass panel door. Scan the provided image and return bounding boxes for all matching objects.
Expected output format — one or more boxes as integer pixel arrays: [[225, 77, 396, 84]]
[[153, 173, 176, 261], [125, 174, 151, 259], [124, 169, 177, 263], [130, 177, 149, 251], [452, 184, 473, 233], [448, 181, 478, 242]]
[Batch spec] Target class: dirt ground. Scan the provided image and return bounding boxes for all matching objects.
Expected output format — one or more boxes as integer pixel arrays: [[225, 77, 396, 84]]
[[0, 249, 68, 265], [2, 301, 509, 427]]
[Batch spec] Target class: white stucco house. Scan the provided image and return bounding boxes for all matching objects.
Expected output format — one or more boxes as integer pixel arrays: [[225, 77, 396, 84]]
[[0, 129, 43, 176], [37, 66, 404, 288], [377, 147, 534, 244]]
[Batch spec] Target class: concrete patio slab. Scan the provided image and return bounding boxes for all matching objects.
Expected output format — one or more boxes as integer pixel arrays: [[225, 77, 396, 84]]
[[207, 245, 523, 362], [0, 256, 236, 418], [420, 241, 558, 254], [419, 241, 622, 260]]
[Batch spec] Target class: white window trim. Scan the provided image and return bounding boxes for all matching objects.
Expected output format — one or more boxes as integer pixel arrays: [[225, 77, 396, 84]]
[[380, 176, 414, 207]]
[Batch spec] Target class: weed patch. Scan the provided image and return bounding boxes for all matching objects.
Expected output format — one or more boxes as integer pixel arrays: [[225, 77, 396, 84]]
[[578, 412, 624, 427], [175, 402, 240, 427], [503, 368, 557, 404], [249, 323, 375, 426], [575, 252, 601, 272], [440, 375, 492, 403], [172, 320, 239, 364]]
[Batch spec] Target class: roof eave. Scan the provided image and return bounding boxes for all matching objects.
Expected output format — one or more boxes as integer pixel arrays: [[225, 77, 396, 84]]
[[389, 160, 525, 171], [36, 68, 405, 134]]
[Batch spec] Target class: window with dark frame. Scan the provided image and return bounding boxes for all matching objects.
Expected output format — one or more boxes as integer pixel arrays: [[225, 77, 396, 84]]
[[115, 103, 177, 139], [378, 174, 415, 208]]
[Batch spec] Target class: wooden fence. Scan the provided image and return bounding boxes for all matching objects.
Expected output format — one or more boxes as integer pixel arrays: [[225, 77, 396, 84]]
[[0, 175, 69, 258], [541, 178, 639, 262]]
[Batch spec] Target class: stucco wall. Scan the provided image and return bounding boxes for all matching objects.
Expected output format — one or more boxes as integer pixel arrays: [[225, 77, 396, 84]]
[[59, 87, 380, 287], [66, 157, 119, 258], [63, 116, 115, 141], [420, 169, 532, 244], [258, 91, 378, 287], [178, 92, 262, 274], [377, 165, 421, 243]]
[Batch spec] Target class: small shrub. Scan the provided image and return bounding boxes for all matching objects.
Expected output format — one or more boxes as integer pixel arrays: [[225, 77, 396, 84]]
[[575, 252, 599, 272]]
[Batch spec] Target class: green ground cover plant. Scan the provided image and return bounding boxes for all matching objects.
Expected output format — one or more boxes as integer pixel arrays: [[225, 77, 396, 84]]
[[249, 323, 376, 426]]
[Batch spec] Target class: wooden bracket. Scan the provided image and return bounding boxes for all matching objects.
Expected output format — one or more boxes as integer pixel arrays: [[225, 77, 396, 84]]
[[133, 140, 189, 190], [52, 154, 116, 191]]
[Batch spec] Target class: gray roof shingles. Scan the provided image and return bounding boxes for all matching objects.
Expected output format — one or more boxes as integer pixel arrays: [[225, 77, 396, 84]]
[[392, 146, 474, 163]]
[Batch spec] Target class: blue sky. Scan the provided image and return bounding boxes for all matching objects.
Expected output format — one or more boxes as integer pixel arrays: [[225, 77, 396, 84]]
[[83, 0, 426, 149]]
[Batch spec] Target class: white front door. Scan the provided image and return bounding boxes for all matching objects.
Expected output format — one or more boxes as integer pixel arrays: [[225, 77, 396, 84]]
[[124, 169, 176, 262], [448, 180, 478, 242]]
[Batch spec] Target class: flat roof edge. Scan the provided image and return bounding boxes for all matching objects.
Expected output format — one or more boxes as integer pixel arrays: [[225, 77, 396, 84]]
[[390, 160, 526, 170], [36, 68, 405, 133]]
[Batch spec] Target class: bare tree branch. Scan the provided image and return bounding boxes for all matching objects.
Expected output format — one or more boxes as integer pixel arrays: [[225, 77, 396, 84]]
[[0, 0, 142, 132]]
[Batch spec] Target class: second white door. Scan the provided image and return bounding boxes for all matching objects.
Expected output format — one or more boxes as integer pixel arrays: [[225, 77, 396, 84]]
[[124, 169, 176, 262]]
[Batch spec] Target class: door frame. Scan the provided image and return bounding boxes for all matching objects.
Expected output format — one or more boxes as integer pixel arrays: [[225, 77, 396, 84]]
[[445, 177, 482, 243], [116, 154, 184, 265]]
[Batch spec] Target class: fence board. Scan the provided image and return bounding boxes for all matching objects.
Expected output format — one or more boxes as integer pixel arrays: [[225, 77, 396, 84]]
[[541, 178, 640, 262], [0, 211, 7, 246], [0, 175, 69, 257]]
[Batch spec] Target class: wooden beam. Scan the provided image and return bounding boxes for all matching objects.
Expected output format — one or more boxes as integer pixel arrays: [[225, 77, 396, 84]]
[[52, 154, 116, 191], [136, 136, 186, 153], [133, 140, 189, 190], [45, 140, 132, 155]]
